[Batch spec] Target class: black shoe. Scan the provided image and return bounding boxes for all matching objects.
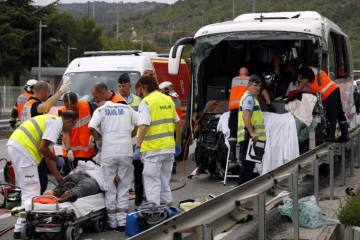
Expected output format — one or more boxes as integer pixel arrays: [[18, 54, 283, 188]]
[[117, 226, 126, 232], [13, 231, 21, 239], [172, 166, 177, 174], [325, 123, 337, 142]]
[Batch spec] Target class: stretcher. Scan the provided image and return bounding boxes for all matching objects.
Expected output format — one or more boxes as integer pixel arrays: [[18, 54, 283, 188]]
[[20, 193, 105, 240]]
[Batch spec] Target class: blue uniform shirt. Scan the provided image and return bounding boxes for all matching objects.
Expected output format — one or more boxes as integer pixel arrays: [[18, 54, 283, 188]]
[[241, 95, 255, 117]]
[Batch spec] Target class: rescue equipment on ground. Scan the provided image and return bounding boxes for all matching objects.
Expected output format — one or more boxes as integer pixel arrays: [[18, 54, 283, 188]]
[[125, 202, 181, 237]]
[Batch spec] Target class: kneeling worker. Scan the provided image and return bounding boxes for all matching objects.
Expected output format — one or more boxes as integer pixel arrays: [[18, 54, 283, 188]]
[[134, 74, 182, 206], [237, 75, 266, 185], [88, 100, 138, 231], [7, 111, 78, 239]]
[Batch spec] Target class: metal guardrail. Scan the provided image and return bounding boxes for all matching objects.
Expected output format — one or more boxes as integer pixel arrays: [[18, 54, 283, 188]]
[[129, 125, 360, 240], [0, 119, 11, 137]]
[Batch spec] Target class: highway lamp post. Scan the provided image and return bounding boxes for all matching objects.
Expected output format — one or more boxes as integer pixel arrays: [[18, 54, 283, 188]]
[[38, 20, 47, 81], [233, 0, 235, 20], [132, 38, 143, 51], [201, 10, 205, 27], [67, 46, 77, 66], [253, 0, 256, 13]]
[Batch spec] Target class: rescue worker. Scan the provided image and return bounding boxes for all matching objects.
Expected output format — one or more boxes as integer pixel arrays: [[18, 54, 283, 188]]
[[297, 67, 350, 143], [9, 79, 37, 128], [118, 73, 141, 110], [117, 73, 144, 206], [88, 100, 138, 231], [58, 92, 98, 176], [134, 74, 182, 206], [22, 79, 73, 194], [237, 74, 266, 185], [159, 81, 182, 174], [91, 82, 127, 104], [228, 67, 274, 162], [7, 111, 77, 239]]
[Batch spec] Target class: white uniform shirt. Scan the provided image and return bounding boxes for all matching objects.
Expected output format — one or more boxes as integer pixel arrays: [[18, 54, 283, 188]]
[[138, 92, 180, 157], [7, 118, 63, 164], [88, 101, 138, 159]]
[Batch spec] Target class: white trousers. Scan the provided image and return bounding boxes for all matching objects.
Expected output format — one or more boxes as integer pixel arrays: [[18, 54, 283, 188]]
[[7, 145, 41, 233], [142, 153, 174, 205], [102, 156, 134, 228]]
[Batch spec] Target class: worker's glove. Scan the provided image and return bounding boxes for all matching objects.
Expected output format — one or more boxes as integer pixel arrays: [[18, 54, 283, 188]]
[[175, 142, 182, 157], [67, 150, 74, 162], [57, 178, 64, 188], [133, 146, 141, 160], [9, 120, 16, 129], [59, 77, 73, 94], [56, 157, 65, 167], [88, 135, 95, 148], [95, 139, 102, 149], [267, 103, 276, 113]]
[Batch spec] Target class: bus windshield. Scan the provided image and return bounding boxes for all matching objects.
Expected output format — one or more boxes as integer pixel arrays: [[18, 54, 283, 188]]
[[65, 71, 141, 101]]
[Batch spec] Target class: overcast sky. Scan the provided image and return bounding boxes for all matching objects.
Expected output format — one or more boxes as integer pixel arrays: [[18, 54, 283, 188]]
[[34, 0, 178, 5]]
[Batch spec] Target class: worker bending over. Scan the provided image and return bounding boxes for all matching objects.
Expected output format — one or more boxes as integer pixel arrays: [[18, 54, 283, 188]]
[[91, 82, 127, 104], [58, 92, 98, 175], [134, 74, 182, 206], [297, 66, 349, 143], [89, 100, 138, 231], [7, 111, 77, 239], [22, 79, 73, 194]]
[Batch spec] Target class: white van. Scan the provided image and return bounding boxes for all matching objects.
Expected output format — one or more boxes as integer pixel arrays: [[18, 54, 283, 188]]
[[168, 11, 355, 171], [51, 50, 191, 156]]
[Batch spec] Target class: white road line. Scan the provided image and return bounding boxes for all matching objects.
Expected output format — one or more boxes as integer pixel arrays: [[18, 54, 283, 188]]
[[0, 214, 10, 220]]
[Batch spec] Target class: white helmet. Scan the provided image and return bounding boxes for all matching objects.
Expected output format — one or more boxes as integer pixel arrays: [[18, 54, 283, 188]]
[[159, 81, 173, 90], [24, 79, 38, 92]]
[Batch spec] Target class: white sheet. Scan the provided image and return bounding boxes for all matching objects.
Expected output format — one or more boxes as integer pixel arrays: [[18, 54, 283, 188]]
[[24, 193, 105, 218], [285, 93, 317, 126], [217, 111, 300, 175]]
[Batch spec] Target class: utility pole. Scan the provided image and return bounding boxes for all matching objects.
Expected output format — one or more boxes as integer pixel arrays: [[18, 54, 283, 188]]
[[201, 10, 205, 27], [233, 0, 235, 20], [117, 8, 119, 41], [88, 1, 90, 19], [38, 20, 47, 81], [93, 0, 95, 20], [253, 0, 256, 13], [67, 45, 77, 66]]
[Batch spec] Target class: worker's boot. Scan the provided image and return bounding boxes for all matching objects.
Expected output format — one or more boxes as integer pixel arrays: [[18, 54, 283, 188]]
[[336, 122, 350, 143], [134, 184, 144, 206], [325, 123, 337, 142], [228, 138, 237, 162]]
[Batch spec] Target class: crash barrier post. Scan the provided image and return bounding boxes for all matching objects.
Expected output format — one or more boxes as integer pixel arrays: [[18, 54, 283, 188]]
[[128, 126, 360, 240], [351, 137, 355, 177], [0, 119, 10, 137]]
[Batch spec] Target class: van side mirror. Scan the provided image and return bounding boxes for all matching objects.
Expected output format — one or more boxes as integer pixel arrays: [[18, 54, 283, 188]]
[[168, 46, 184, 75]]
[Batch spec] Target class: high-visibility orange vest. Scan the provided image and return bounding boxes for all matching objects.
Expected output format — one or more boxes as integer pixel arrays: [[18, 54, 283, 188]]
[[59, 101, 95, 158], [307, 67, 339, 102], [21, 98, 42, 122], [228, 74, 249, 110], [110, 91, 126, 103], [17, 92, 33, 120]]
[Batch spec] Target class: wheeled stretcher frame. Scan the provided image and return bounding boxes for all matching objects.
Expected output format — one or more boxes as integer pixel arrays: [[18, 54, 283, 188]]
[[21, 196, 105, 240]]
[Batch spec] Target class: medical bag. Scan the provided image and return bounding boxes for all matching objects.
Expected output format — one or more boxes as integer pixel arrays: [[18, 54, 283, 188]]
[[2, 189, 21, 209], [125, 204, 181, 237]]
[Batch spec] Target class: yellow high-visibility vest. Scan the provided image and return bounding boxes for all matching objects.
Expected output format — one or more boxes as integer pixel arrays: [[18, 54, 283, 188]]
[[10, 114, 61, 164], [237, 91, 266, 142], [128, 94, 141, 112], [140, 91, 176, 152]]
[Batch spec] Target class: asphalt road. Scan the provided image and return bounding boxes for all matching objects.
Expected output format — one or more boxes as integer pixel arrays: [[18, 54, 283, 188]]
[[0, 139, 239, 240]]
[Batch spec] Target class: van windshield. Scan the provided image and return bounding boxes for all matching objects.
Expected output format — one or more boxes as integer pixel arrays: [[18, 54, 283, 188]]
[[65, 71, 141, 101]]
